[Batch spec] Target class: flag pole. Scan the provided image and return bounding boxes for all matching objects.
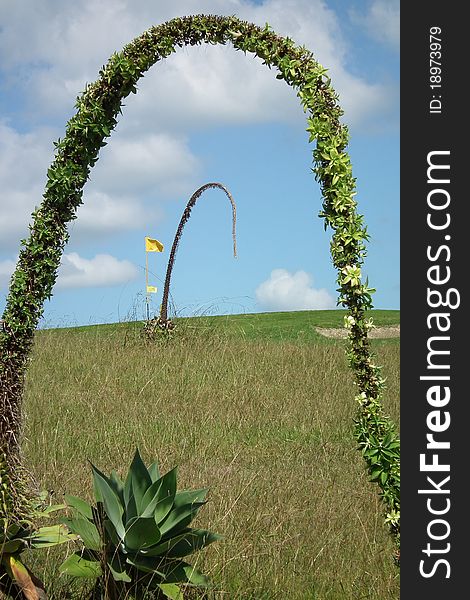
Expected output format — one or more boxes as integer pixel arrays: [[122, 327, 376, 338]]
[[145, 247, 150, 321], [144, 236, 163, 321]]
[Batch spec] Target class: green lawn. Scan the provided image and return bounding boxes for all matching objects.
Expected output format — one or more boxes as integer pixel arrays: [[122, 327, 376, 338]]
[[49, 308, 400, 344]]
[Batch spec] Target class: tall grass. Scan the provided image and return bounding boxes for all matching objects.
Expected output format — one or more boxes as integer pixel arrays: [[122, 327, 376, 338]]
[[22, 316, 399, 599]]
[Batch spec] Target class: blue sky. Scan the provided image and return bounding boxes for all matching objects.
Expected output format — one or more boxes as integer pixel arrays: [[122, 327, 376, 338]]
[[0, 0, 399, 327]]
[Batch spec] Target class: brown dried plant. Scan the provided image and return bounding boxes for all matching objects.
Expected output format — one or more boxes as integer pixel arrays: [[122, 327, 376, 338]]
[[157, 182, 237, 328]]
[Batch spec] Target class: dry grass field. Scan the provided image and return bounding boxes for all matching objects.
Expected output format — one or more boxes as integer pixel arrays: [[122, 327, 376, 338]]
[[21, 310, 400, 599]]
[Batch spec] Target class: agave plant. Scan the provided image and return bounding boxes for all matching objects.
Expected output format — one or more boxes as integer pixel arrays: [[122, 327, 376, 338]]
[[59, 449, 221, 599], [1, 491, 75, 599]]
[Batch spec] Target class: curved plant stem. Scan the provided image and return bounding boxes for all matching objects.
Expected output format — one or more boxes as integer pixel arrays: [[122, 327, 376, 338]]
[[160, 182, 237, 323]]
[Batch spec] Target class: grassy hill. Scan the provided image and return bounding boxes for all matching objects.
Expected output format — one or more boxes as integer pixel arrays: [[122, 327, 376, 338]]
[[25, 309, 400, 599], [50, 308, 400, 344]]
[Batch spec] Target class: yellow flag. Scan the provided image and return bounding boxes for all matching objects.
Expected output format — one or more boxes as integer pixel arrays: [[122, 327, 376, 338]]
[[146, 285, 157, 293], [145, 237, 164, 252]]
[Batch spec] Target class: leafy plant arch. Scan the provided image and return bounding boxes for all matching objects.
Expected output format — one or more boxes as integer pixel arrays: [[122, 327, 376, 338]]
[[0, 14, 399, 555]]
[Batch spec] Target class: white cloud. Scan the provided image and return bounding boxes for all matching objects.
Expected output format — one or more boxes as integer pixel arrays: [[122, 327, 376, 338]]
[[74, 191, 152, 233], [0, 0, 398, 267], [87, 132, 201, 197], [0, 258, 16, 289], [56, 252, 139, 289], [120, 45, 302, 134], [125, 0, 396, 131], [0, 0, 396, 131], [1, 252, 138, 292], [0, 123, 193, 254], [255, 268, 335, 311], [350, 0, 400, 51], [0, 121, 56, 247]]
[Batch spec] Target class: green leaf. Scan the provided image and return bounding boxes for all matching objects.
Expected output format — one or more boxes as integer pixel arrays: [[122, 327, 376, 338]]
[[0, 539, 24, 553], [166, 529, 222, 558], [159, 501, 206, 538], [29, 524, 76, 547], [107, 555, 131, 582], [183, 563, 211, 587], [148, 462, 160, 482], [370, 468, 381, 482], [125, 554, 166, 576], [139, 530, 191, 557], [143, 528, 221, 559], [157, 583, 184, 599], [90, 463, 114, 502], [35, 503, 66, 516], [124, 516, 162, 551], [140, 477, 164, 517], [92, 466, 125, 539], [159, 560, 210, 586], [61, 517, 100, 551], [146, 467, 178, 524], [125, 492, 138, 522], [65, 494, 93, 520], [3, 523, 22, 538], [103, 519, 121, 547], [125, 448, 153, 512], [173, 489, 208, 509], [109, 470, 125, 503], [59, 552, 102, 579]]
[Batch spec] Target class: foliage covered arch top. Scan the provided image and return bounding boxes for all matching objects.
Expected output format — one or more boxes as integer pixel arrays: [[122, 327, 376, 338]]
[[0, 14, 399, 552]]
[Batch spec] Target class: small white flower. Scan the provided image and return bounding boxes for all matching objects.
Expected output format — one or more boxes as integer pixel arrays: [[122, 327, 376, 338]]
[[355, 392, 368, 404], [341, 265, 361, 287]]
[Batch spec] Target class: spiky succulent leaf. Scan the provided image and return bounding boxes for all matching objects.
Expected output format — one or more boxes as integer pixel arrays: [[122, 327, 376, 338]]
[[90, 463, 115, 501], [61, 517, 100, 551], [124, 553, 166, 576], [124, 448, 152, 511], [159, 560, 211, 586], [59, 551, 102, 578], [92, 466, 125, 539], [139, 530, 192, 557], [90, 465, 125, 513], [124, 492, 138, 522], [60, 450, 219, 590], [159, 501, 206, 538], [150, 467, 178, 524], [141, 528, 221, 559], [103, 519, 122, 548], [109, 470, 124, 502], [124, 516, 162, 551], [124, 556, 209, 585], [148, 462, 160, 483], [166, 529, 222, 558], [173, 489, 208, 509], [140, 477, 165, 517], [110, 470, 123, 485]]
